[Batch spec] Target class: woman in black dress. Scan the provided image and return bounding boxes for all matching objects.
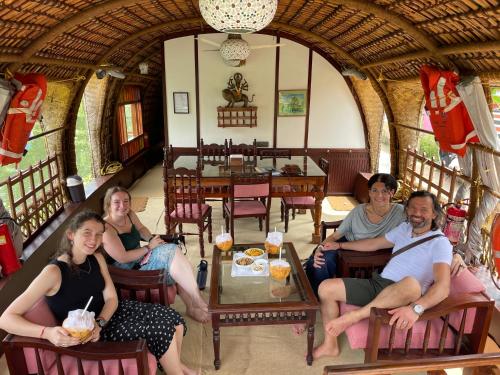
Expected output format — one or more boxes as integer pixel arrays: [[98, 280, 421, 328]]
[[0, 210, 198, 375]]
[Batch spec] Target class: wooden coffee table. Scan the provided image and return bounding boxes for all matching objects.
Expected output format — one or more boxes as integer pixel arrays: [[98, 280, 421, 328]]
[[208, 242, 319, 369]]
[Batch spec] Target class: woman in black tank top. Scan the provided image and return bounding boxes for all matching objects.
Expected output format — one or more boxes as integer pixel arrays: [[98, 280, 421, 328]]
[[0, 210, 199, 375]]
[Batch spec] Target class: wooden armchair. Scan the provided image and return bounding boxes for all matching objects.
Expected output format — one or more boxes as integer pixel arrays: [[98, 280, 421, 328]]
[[108, 266, 177, 306], [2, 297, 157, 375], [320, 224, 494, 365], [199, 138, 228, 163]]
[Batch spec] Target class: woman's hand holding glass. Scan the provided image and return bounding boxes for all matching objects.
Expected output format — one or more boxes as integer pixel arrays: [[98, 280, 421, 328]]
[[45, 326, 82, 347]]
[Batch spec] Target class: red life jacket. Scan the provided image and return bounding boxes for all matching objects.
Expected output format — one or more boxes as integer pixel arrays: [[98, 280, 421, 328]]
[[420, 65, 478, 156], [0, 73, 47, 166]]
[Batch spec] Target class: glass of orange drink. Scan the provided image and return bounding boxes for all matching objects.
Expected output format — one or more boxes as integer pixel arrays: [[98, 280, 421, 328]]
[[216, 232, 233, 252]]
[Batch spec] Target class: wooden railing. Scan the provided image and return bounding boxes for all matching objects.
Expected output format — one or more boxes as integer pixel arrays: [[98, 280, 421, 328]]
[[401, 148, 470, 204], [0, 154, 65, 244], [119, 133, 148, 162]]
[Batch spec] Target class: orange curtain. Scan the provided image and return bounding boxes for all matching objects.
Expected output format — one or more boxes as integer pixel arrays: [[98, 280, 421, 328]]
[[117, 105, 127, 145], [131, 102, 143, 136], [119, 85, 141, 104]]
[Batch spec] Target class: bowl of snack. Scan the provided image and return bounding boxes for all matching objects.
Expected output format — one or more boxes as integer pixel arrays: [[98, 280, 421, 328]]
[[251, 259, 267, 274], [234, 255, 254, 269], [269, 259, 291, 281], [244, 247, 265, 259]]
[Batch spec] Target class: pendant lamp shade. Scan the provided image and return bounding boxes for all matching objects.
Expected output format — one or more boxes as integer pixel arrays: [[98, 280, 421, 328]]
[[220, 37, 250, 61], [199, 0, 278, 34]]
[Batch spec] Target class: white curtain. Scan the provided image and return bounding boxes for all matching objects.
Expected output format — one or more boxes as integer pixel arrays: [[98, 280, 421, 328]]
[[456, 77, 500, 261]]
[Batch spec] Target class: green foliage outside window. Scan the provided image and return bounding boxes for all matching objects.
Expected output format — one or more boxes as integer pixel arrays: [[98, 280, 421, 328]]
[[0, 121, 49, 211], [418, 133, 440, 160], [75, 103, 94, 183]]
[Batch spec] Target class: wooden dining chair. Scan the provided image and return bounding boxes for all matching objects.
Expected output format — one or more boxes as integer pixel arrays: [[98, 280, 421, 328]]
[[163, 144, 174, 168], [165, 167, 212, 258], [228, 138, 257, 162], [223, 171, 272, 243], [199, 138, 228, 162], [259, 148, 292, 159], [280, 157, 330, 232]]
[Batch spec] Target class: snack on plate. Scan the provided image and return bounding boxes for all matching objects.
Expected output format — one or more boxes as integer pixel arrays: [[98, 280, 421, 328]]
[[216, 232, 233, 251], [235, 256, 254, 267], [269, 259, 291, 281], [265, 231, 283, 255], [251, 259, 267, 274], [62, 309, 95, 340], [244, 248, 264, 258]]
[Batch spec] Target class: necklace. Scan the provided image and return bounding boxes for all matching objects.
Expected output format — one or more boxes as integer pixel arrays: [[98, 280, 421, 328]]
[[369, 204, 391, 218], [78, 257, 92, 274]]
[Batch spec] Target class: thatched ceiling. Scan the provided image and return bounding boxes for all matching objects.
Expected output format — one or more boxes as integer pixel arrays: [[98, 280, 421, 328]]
[[0, 0, 498, 81]]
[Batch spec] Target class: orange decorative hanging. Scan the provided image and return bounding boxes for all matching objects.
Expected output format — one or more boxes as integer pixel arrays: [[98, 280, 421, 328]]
[[0, 73, 47, 166], [420, 65, 479, 156]]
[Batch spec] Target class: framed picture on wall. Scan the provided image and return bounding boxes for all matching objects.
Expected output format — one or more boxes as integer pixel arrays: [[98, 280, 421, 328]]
[[278, 90, 307, 116], [173, 92, 189, 114]]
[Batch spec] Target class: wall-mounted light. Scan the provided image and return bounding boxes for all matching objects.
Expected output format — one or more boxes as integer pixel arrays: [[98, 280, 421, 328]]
[[139, 62, 149, 75], [95, 69, 126, 80], [341, 68, 367, 80]]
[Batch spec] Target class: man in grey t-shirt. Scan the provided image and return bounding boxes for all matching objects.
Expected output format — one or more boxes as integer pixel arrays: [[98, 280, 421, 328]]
[[313, 191, 452, 360]]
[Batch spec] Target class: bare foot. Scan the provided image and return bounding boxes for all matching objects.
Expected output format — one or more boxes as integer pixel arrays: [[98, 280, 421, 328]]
[[181, 363, 201, 375], [312, 342, 340, 359], [291, 323, 306, 335], [325, 313, 357, 337], [187, 307, 210, 323]]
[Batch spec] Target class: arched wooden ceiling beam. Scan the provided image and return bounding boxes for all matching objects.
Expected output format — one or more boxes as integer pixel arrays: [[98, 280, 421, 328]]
[[362, 40, 500, 69], [97, 18, 201, 66], [325, 0, 455, 69]]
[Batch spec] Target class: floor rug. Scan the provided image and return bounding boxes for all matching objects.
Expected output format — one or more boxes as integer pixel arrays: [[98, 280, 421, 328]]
[[131, 196, 149, 212], [327, 196, 358, 211]]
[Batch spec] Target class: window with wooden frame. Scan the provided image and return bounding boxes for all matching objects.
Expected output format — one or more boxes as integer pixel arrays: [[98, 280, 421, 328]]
[[117, 85, 143, 144]]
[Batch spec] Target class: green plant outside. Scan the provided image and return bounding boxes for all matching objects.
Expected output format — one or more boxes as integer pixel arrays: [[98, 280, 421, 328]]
[[0, 121, 49, 212], [75, 102, 94, 183], [418, 133, 440, 160]]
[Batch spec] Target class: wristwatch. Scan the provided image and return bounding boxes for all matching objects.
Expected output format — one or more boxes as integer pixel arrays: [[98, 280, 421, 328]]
[[96, 317, 108, 328], [410, 303, 425, 316]]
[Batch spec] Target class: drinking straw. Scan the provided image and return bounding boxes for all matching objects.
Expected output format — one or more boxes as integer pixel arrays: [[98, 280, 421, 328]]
[[221, 225, 224, 235], [279, 246, 282, 261], [274, 227, 276, 232], [81, 296, 93, 317]]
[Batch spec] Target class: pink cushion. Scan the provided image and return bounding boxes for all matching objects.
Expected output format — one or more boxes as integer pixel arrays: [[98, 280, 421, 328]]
[[225, 201, 267, 216], [23, 299, 157, 374], [340, 303, 456, 350], [24, 348, 157, 375], [234, 183, 269, 198], [23, 298, 58, 327], [283, 196, 315, 206], [448, 268, 486, 334], [170, 203, 210, 219]]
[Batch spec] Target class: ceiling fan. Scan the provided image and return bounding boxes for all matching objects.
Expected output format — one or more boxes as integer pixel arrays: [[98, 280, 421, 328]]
[[197, 34, 285, 67]]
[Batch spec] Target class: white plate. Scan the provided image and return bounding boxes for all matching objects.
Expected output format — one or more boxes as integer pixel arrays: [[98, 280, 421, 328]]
[[231, 253, 269, 277]]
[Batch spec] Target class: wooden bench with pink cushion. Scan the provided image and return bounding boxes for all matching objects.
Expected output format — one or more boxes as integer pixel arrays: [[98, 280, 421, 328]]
[[108, 265, 177, 306], [2, 297, 157, 375], [339, 268, 494, 363]]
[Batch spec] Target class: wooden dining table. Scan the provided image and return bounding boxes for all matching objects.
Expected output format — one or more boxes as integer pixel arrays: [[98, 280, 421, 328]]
[[167, 156, 327, 242]]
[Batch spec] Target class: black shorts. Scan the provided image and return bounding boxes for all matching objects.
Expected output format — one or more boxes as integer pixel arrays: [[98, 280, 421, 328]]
[[343, 272, 395, 306]]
